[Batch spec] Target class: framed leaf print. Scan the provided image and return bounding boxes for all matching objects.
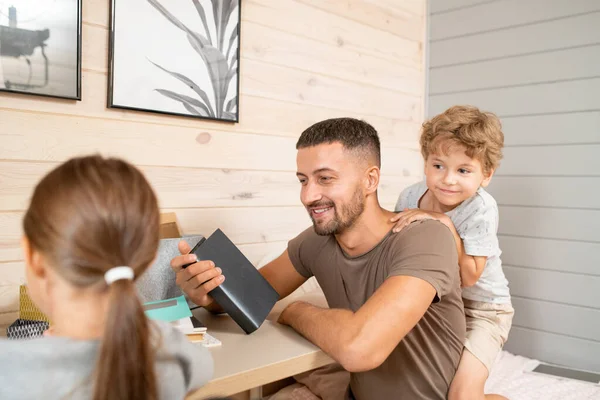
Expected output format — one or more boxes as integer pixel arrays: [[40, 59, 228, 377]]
[[108, 0, 240, 122]]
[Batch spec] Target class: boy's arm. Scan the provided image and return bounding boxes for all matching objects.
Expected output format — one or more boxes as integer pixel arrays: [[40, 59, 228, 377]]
[[437, 216, 487, 287]]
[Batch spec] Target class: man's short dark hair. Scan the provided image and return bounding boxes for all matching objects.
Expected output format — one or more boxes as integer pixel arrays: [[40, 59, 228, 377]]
[[296, 118, 381, 168]]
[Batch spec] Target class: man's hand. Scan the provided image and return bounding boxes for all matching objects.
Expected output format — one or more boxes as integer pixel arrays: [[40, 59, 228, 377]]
[[170, 240, 225, 309], [390, 208, 448, 233]]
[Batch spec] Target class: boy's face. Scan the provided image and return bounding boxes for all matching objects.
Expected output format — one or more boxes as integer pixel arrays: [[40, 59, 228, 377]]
[[424, 145, 493, 209]]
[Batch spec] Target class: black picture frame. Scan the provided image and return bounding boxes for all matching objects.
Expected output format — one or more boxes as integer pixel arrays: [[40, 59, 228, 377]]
[[0, 0, 82, 100], [108, 0, 241, 123]]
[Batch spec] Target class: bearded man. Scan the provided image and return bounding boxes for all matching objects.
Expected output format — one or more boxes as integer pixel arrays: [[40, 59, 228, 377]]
[[172, 118, 466, 399]]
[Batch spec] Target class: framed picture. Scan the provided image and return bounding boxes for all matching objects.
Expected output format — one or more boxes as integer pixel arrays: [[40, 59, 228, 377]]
[[108, 0, 240, 122], [0, 0, 81, 100]]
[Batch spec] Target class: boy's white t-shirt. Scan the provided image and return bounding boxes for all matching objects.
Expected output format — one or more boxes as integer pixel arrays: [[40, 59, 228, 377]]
[[395, 181, 511, 304]]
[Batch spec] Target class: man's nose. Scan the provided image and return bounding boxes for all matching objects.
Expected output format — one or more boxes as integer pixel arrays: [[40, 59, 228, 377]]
[[301, 182, 322, 205]]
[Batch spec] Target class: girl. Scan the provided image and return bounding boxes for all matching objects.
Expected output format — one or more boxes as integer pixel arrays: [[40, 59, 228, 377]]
[[0, 155, 213, 400]]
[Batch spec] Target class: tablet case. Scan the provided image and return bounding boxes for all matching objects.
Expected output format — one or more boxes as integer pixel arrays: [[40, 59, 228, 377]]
[[188, 229, 279, 334]]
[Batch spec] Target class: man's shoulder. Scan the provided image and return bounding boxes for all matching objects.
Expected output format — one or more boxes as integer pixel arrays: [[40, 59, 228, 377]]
[[287, 227, 336, 278], [387, 220, 456, 257], [383, 220, 460, 301], [394, 219, 454, 243]]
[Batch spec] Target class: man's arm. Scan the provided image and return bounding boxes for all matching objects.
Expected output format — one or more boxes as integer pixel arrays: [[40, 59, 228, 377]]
[[278, 275, 436, 372], [260, 250, 308, 299]]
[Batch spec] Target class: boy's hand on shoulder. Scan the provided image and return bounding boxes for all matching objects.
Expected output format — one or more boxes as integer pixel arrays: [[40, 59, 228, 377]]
[[390, 208, 447, 233]]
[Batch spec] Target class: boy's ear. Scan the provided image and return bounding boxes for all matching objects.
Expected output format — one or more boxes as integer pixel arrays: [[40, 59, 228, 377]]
[[481, 168, 495, 188], [22, 236, 46, 279]]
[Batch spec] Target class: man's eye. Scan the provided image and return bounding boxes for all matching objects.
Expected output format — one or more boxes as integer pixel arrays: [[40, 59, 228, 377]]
[[459, 169, 470, 174], [298, 179, 307, 184], [433, 164, 443, 169], [320, 176, 331, 182]]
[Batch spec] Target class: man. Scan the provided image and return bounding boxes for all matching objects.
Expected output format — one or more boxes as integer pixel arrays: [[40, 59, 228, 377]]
[[172, 118, 466, 399]]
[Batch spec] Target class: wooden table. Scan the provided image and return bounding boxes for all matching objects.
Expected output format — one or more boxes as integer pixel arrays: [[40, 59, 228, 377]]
[[187, 292, 334, 399]]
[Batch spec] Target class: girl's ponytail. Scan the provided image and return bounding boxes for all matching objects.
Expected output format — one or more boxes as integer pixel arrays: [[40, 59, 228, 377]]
[[93, 278, 157, 400]]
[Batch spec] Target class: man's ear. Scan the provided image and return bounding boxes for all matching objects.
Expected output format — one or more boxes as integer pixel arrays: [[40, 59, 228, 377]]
[[22, 236, 46, 279], [481, 168, 495, 188], [365, 166, 380, 194]]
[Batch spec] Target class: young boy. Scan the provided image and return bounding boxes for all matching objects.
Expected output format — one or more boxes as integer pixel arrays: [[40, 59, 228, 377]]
[[391, 105, 513, 400]]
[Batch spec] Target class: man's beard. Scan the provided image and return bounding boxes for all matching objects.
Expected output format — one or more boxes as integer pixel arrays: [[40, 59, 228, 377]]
[[309, 187, 365, 236]]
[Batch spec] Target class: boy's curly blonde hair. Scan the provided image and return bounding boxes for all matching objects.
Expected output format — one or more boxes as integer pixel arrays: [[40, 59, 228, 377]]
[[420, 105, 504, 174]]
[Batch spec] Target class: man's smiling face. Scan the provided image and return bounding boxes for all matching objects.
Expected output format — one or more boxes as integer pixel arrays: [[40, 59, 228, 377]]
[[296, 142, 366, 236]]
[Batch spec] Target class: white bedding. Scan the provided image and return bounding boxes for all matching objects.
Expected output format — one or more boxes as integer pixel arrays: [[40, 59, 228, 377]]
[[486, 351, 600, 399], [267, 350, 600, 400]]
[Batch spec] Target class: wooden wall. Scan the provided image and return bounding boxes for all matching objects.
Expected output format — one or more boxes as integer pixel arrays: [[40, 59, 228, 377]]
[[428, 0, 600, 372], [0, 0, 427, 334]]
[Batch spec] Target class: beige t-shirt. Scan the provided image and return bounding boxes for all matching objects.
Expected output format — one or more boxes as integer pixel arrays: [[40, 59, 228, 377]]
[[288, 220, 465, 400]]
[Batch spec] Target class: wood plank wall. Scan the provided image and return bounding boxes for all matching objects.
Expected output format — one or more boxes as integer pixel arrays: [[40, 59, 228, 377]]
[[0, 0, 427, 334], [428, 0, 600, 372]]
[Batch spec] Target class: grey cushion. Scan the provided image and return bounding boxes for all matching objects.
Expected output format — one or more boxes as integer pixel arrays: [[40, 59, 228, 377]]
[[136, 235, 204, 303]]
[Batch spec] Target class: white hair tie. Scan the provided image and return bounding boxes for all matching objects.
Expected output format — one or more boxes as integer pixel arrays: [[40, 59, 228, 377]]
[[104, 266, 134, 285]]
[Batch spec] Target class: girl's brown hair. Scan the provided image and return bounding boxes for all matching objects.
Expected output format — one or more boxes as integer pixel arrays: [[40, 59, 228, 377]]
[[420, 105, 504, 173], [23, 155, 160, 400]]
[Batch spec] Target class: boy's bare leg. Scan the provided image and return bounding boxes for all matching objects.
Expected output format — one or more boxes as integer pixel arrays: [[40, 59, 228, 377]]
[[448, 350, 508, 400]]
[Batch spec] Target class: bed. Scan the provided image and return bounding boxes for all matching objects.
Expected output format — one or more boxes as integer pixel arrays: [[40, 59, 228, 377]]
[[486, 351, 600, 399]]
